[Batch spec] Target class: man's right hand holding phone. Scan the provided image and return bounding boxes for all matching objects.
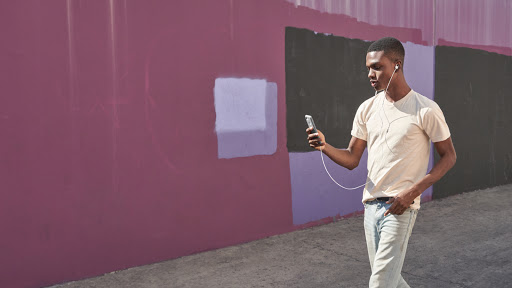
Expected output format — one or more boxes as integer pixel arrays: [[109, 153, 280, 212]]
[[306, 127, 326, 150]]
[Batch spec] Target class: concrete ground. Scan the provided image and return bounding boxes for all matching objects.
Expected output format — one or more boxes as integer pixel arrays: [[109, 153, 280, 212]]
[[50, 185, 512, 288]]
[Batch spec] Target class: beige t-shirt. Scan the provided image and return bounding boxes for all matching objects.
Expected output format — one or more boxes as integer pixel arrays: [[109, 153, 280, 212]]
[[351, 90, 451, 210]]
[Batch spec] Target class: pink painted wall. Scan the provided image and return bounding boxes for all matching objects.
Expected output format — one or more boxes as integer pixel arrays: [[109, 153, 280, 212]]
[[436, 0, 512, 55], [287, 0, 435, 44], [1, 1, 295, 287], [1, 1, 510, 287]]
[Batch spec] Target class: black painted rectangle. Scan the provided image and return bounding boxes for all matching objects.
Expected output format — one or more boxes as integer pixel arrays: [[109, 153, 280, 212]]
[[285, 27, 373, 152], [434, 46, 512, 198]]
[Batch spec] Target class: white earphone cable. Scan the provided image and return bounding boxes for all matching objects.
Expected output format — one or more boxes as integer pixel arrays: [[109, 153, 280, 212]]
[[319, 146, 369, 190], [317, 64, 399, 190]]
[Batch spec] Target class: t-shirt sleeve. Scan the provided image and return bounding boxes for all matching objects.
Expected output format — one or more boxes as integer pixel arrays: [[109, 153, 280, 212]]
[[351, 102, 368, 141], [422, 105, 451, 142]]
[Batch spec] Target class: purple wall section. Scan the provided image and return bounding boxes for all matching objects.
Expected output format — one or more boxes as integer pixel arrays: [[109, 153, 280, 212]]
[[290, 151, 367, 225], [0, 0, 509, 287], [403, 43, 435, 99], [403, 43, 435, 202]]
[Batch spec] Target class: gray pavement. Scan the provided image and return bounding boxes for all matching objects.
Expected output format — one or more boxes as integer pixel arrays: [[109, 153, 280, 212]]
[[50, 184, 512, 288]]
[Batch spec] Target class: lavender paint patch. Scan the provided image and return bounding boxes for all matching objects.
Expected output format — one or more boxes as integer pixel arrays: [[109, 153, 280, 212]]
[[289, 151, 367, 225], [403, 42, 435, 100], [214, 78, 277, 159], [403, 42, 435, 200]]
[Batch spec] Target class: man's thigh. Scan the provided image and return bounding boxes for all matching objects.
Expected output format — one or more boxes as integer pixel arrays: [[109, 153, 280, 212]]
[[370, 208, 417, 287]]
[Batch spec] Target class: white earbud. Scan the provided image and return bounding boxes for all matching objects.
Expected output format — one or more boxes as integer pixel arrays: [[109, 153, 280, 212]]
[[395, 64, 399, 70]]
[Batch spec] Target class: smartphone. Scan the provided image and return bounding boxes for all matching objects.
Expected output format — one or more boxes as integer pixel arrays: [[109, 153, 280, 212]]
[[305, 115, 322, 145]]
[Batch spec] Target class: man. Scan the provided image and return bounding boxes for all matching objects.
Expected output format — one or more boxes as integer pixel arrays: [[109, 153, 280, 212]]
[[306, 37, 456, 287]]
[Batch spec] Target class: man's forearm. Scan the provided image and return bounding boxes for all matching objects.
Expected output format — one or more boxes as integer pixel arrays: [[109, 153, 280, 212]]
[[409, 152, 457, 198], [321, 143, 361, 170]]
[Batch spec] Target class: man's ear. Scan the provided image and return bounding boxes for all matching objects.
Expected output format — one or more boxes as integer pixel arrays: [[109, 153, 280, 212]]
[[395, 60, 403, 71]]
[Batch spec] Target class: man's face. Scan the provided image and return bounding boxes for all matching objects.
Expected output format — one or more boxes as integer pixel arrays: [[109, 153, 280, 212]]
[[366, 51, 396, 91]]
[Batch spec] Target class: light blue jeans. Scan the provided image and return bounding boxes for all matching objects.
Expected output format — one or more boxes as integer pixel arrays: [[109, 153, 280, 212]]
[[364, 200, 418, 288]]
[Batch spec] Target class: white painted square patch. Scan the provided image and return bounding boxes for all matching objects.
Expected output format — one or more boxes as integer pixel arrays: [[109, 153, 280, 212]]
[[214, 78, 277, 159]]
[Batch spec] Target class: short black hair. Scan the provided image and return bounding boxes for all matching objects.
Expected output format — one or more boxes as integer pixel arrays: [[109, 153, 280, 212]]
[[367, 37, 405, 64]]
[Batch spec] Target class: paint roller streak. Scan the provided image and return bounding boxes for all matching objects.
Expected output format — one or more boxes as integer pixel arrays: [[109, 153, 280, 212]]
[[229, 0, 234, 41], [109, 0, 120, 194], [109, 0, 119, 129], [66, 0, 77, 112], [66, 0, 84, 198], [144, 37, 178, 172]]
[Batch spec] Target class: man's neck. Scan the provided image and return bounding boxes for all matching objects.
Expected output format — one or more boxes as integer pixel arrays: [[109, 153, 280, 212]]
[[385, 83, 411, 103]]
